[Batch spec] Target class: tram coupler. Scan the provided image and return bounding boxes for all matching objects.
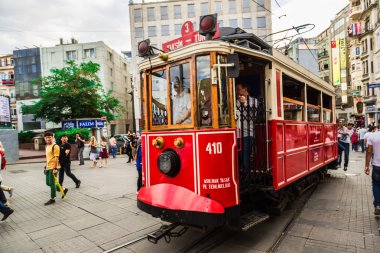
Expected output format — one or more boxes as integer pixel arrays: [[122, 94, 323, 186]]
[[147, 223, 187, 244]]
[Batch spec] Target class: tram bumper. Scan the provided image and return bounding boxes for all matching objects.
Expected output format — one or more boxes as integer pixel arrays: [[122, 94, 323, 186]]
[[137, 184, 225, 227]]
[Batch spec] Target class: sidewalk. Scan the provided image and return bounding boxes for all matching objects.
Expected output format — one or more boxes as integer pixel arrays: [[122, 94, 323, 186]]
[[276, 150, 380, 253]]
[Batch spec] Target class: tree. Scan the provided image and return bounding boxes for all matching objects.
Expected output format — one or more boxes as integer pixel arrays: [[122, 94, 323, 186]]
[[21, 61, 123, 123]]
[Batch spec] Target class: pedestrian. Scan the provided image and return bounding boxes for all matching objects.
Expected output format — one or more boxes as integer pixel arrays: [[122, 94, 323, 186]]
[[364, 125, 376, 149], [0, 199, 13, 221], [76, 133, 85, 165], [44, 132, 68, 205], [89, 136, 98, 168], [131, 132, 138, 161], [59, 135, 81, 188], [338, 122, 354, 171], [99, 136, 108, 168], [109, 135, 117, 158], [364, 120, 380, 215], [0, 142, 14, 199], [358, 125, 367, 153], [0, 146, 10, 207], [351, 127, 359, 151], [136, 138, 142, 193], [125, 131, 133, 163]]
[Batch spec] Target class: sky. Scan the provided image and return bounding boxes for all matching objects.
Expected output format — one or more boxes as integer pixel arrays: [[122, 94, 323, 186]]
[[0, 0, 349, 55]]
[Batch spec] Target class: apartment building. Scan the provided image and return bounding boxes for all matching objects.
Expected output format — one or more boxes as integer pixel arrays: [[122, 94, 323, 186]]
[[14, 40, 133, 134], [0, 54, 16, 128], [286, 37, 318, 75], [348, 0, 379, 124], [129, 0, 272, 131]]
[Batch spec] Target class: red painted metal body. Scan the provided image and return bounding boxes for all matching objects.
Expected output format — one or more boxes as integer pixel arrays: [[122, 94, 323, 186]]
[[139, 128, 238, 214], [269, 120, 337, 190]]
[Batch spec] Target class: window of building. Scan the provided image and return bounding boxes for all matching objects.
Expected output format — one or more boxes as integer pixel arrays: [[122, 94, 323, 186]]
[[214, 1, 222, 14], [31, 65, 37, 73], [371, 61, 374, 73], [123, 63, 127, 70], [242, 0, 250, 12], [201, 2, 208, 15], [362, 39, 368, 53], [108, 52, 113, 62], [148, 26, 156, 37], [229, 19, 238, 28], [136, 27, 143, 38], [147, 7, 155, 21], [110, 68, 113, 77], [50, 52, 55, 61], [161, 6, 168, 20], [161, 25, 169, 36], [134, 9, 142, 22], [243, 18, 251, 29], [219, 20, 224, 27], [111, 82, 114, 91], [370, 38, 373, 51], [84, 48, 95, 58], [174, 5, 181, 19], [377, 55, 380, 73], [188, 4, 195, 17], [229, 0, 236, 13], [66, 50, 77, 60], [257, 17, 266, 28], [257, 0, 265, 11], [175, 24, 181, 35]]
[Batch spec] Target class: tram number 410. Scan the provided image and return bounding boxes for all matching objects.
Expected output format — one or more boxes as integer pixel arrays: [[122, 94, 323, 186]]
[[206, 142, 222, 154]]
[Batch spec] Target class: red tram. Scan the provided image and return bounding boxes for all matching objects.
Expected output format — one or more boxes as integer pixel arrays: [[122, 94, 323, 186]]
[[136, 16, 337, 232]]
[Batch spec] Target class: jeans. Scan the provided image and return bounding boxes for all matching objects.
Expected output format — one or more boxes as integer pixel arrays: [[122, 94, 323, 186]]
[[137, 170, 142, 191], [0, 182, 7, 204], [338, 142, 350, 167], [239, 136, 254, 171], [372, 165, 380, 207], [126, 146, 133, 162], [359, 139, 365, 153], [59, 162, 80, 186], [78, 147, 84, 164], [111, 146, 117, 158], [0, 200, 10, 215]]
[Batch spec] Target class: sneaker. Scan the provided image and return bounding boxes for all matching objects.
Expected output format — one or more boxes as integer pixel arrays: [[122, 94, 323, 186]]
[[1, 208, 14, 221], [375, 206, 380, 215], [344, 167, 347, 171], [76, 181, 81, 189], [336, 164, 341, 169], [8, 188, 14, 198], [44, 199, 55, 205], [62, 188, 68, 199]]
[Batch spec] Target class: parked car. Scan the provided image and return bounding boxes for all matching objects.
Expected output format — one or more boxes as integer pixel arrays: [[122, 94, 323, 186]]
[[113, 134, 128, 154]]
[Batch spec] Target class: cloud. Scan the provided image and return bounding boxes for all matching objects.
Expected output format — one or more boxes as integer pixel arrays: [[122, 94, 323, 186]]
[[0, 0, 131, 54]]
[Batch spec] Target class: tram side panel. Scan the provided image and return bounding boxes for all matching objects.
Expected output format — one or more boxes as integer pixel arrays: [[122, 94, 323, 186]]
[[270, 120, 338, 190]]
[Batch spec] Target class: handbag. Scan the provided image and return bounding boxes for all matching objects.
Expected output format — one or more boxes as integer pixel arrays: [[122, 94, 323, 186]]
[[339, 135, 347, 142]]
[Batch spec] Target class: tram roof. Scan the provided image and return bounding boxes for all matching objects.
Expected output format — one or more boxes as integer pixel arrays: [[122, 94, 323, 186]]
[[138, 40, 335, 95]]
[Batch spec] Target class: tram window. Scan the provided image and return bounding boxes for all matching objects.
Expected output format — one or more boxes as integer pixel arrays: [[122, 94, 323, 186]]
[[196, 55, 212, 126], [282, 76, 304, 121], [307, 86, 321, 122], [151, 70, 168, 126], [323, 93, 333, 123], [217, 55, 230, 125], [170, 63, 192, 125]]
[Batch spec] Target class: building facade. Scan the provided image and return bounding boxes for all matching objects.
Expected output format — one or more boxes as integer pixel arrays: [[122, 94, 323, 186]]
[[348, 0, 379, 125], [129, 0, 272, 131], [15, 41, 133, 134], [0, 54, 16, 128], [317, 28, 331, 84], [286, 37, 318, 75]]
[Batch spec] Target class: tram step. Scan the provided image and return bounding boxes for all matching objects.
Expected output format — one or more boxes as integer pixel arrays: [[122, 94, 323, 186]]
[[240, 211, 269, 231]]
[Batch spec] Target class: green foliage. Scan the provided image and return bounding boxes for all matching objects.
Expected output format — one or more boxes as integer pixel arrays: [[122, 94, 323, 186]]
[[54, 128, 90, 145], [18, 131, 36, 143], [21, 61, 123, 123]]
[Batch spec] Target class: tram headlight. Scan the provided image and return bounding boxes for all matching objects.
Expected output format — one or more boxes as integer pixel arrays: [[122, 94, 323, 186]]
[[199, 14, 218, 40], [157, 149, 181, 177], [138, 39, 153, 58]]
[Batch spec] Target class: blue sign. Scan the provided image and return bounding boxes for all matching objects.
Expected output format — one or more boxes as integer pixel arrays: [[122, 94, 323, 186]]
[[96, 120, 104, 128], [78, 120, 96, 128], [369, 83, 380, 88], [62, 121, 77, 129]]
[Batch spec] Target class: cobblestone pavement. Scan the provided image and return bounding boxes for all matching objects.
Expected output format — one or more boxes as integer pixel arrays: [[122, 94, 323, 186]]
[[0, 156, 164, 253], [275, 150, 380, 253]]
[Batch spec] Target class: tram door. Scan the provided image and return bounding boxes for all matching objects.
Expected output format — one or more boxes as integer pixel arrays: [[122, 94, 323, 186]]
[[235, 59, 269, 187]]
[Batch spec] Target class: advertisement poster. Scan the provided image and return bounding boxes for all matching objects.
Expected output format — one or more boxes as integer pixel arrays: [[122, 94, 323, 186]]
[[331, 40, 341, 86], [339, 39, 346, 69], [0, 96, 11, 123]]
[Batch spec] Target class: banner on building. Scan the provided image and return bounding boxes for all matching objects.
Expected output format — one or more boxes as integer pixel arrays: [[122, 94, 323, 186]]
[[331, 40, 341, 86], [339, 39, 346, 69]]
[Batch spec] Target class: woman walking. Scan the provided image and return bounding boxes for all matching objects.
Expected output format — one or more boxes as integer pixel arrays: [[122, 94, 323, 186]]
[[89, 136, 98, 168], [99, 136, 108, 168]]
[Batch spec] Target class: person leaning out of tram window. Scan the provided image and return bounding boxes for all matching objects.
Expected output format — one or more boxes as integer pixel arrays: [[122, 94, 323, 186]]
[[235, 81, 258, 172]]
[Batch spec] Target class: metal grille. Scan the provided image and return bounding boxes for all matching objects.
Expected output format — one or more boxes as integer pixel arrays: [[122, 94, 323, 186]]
[[237, 97, 271, 187]]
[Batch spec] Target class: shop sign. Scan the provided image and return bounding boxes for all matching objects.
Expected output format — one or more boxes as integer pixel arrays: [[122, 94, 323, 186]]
[[366, 106, 377, 112], [369, 83, 380, 88]]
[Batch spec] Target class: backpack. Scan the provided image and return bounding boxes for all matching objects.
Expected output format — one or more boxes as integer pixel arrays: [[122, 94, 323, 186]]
[[0, 150, 6, 170]]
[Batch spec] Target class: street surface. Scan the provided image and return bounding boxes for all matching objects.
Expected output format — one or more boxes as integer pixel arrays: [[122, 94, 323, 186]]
[[0, 151, 379, 252]]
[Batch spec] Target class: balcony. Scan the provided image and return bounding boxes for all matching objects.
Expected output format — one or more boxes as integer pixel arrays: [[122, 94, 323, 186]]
[[318, 51, 329, 59], [349, 5, 362, 19], [1, 79, 14, 86]]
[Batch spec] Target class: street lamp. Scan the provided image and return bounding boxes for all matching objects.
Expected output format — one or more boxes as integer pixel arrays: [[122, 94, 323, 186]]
[[128, 87, 136, 132]]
